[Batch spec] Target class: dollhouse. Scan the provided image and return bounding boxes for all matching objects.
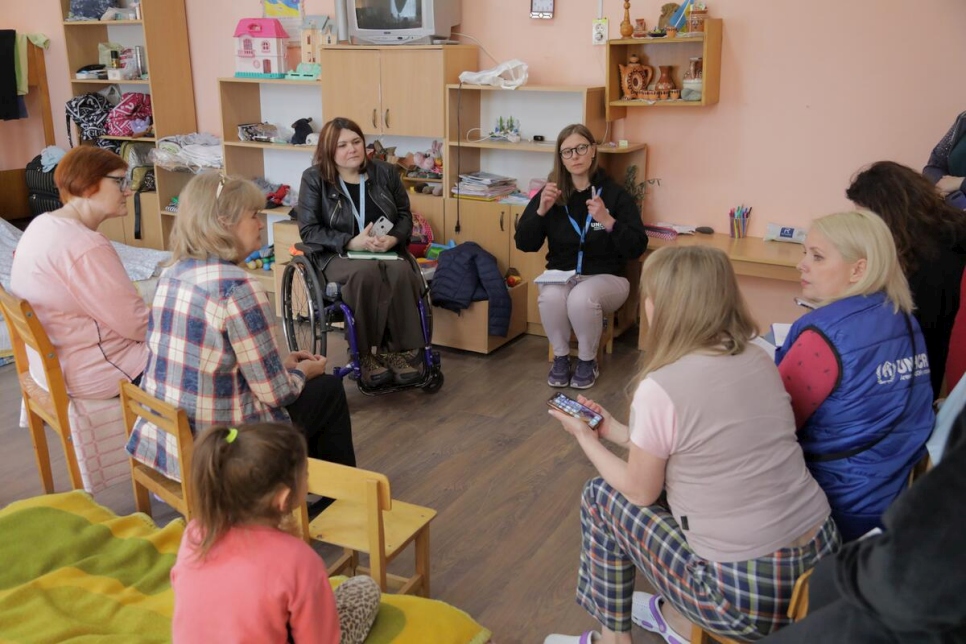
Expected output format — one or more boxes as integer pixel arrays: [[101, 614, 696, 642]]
[[233, 18, 289, 79]]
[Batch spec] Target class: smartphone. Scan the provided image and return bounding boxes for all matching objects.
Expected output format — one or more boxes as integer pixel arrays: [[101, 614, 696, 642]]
[[368, 216, 394, 238], [547, 393, 603, 430]]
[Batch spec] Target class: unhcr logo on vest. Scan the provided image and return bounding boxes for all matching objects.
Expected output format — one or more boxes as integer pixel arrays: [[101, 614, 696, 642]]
[[876, 353, 929, 385]]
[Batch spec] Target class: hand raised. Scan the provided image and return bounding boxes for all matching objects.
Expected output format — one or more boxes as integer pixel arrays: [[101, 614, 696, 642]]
[[537, 182, 561, 216]]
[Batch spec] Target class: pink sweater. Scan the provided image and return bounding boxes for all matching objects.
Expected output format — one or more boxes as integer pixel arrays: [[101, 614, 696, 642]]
[[172, 522, 340, 644], [10, 214, 148, 398]]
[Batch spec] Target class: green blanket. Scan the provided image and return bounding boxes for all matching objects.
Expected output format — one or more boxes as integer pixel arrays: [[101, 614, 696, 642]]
[[0, 491, 182, 643], [0, 492, 490, 644]]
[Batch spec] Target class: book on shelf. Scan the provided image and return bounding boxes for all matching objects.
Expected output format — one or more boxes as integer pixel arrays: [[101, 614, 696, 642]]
[[458, 171, 515, 186], [451, 181, 518, 200], [534, 269, 576, 285], [345, 251, 401, 261]]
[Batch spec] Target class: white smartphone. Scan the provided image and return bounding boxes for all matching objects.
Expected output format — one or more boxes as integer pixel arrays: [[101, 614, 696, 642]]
[[368, 216, 394, 238]]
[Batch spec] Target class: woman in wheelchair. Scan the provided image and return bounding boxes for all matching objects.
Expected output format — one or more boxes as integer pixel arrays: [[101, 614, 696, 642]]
[[297, 117, 426, 388], [125, 173, 355, 481]]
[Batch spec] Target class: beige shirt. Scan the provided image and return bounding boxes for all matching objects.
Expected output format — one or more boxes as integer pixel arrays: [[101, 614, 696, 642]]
[[10, 214, 148, 399], [630, 346, 830, 562]]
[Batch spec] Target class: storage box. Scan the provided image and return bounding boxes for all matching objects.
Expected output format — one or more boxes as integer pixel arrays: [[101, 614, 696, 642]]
[[432, 282, 528, 354]]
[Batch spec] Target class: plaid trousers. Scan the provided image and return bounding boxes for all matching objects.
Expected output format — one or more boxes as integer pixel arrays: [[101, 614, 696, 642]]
[[576, 477, 840, 640]]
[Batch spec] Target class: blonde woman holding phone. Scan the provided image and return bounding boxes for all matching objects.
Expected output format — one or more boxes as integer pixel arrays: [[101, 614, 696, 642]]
[[546, 246, 837, 644]]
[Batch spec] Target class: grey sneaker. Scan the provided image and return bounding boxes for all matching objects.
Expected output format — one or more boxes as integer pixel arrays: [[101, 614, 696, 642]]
[[360, 352, 393, 387], [570, 359, 599, 389], [548, 356, 572, 387], [380, 351, 422, 385]]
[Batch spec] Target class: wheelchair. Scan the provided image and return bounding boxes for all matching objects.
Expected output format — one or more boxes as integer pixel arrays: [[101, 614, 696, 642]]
[[280, 245, 444, 396]]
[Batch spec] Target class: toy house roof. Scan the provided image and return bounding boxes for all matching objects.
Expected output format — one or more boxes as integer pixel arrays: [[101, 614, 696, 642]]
[[234, 18, 290, 39]]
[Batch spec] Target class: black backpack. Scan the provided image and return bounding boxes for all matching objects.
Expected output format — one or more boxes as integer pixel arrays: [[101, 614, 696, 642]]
[[25, 155, 62, 217], [65, 92, 114, 149]]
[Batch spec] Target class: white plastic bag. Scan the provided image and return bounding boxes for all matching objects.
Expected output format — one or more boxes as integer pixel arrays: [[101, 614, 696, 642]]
[[459, 59, 529, 89]]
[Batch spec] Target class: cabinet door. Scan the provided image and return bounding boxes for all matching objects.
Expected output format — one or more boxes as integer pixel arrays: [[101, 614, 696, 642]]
[[320, 49, 382, 135], [380, 49, 444, 138], [444, 199, 511, 276], [508, 205, 548, 328]]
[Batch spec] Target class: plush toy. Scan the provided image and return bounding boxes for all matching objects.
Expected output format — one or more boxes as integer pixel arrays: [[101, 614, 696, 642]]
[[290, 117, 313, 145]]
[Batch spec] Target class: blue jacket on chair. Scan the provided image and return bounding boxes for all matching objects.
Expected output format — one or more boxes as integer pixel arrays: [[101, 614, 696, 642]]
[[776, 292, 935, 541], [430, 242, 511, 337]]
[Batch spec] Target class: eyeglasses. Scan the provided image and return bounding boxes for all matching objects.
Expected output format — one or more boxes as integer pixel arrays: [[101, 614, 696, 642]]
[[560, 143, 592, 160], [105, 175, 132, 191]]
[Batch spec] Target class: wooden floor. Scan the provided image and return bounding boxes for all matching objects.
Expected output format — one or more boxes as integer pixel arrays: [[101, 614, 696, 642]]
[[0, 329, 669, 644]]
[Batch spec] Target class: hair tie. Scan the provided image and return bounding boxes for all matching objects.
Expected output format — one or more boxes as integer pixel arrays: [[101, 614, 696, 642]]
[[225, 427, 238, 444]]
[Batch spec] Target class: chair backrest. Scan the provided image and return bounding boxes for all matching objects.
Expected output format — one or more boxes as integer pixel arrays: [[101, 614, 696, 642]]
[[0, 284, 70, 409], [119, 381, 195, 511], [787, 567, 814, 621], [303, 458, 393, 550]]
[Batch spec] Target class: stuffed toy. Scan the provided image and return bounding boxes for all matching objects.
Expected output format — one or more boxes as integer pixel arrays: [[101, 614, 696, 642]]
[[290, 117, 313, 145]]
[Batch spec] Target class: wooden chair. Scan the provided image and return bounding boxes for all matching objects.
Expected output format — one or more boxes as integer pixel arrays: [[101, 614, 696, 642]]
[[299, 458, 436, 596], [547, 312, 614, 362], [690, 566, 815, 643], [119, 381, 195, 520], [907, 450, 933, 487], [0, 284, 83, 493]]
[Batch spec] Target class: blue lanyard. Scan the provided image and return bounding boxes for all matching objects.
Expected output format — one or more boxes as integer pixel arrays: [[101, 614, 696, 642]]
[[338, 174, 366, 234], [564, 205, 592, 275]]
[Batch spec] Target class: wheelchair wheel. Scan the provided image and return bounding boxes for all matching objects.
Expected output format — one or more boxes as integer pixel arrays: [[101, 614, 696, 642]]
[[422, 369, 444, 394], [281, 255, 326, 355]]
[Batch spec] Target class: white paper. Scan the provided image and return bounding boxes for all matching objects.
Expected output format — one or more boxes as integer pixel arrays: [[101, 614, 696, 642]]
[[534, 269, 576, 285], [772, 323, 792, 347]]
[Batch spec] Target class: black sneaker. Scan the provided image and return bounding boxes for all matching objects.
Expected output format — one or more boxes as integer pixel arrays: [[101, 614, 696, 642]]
[[548, 355, 571, 387], [570, 359, 599, 389]]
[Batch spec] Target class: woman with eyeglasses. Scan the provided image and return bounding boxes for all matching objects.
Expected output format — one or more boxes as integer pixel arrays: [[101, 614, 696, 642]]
[[10, 146, 149, 399], [515, 123, 647, 389]]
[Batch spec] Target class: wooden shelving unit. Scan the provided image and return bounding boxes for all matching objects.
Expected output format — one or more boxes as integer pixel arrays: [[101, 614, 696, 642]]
[[605, 19, 723, 120], [60, 0, 197, 250]]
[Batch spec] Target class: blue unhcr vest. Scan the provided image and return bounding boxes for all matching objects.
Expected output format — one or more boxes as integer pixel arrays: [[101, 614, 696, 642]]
[[775, 292, 934, 541]]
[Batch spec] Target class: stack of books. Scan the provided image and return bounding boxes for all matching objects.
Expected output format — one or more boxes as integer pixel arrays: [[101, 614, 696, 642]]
[[452, 171, 517, 201]]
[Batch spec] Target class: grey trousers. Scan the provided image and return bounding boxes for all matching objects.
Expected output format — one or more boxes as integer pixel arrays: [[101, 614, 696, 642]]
[[539, 273, 630, 361], [324, 256, 424, 353]]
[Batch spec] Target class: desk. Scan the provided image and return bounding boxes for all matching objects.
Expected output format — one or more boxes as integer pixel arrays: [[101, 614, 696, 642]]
[[638, 234, 802, 349]]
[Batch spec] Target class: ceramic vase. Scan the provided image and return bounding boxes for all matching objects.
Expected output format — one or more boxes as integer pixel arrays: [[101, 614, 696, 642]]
[[619, 54, 653, 100], [654, 65, 676, 93], [620, 1, 634, 38]]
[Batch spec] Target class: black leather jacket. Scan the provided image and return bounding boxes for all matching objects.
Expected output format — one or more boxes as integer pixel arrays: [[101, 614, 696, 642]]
[[296, 159, 413, 267]]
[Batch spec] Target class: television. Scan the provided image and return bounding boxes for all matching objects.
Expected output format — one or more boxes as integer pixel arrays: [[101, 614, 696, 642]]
[[344, 0, 461, 45]]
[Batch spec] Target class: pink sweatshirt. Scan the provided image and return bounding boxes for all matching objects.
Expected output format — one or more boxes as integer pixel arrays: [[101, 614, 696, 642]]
[[172, 522, 340, 644], [10, 214, 148, 398]]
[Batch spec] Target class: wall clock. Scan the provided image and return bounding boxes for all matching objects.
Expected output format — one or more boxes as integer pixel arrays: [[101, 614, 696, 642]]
[[530, 0, 554, 19]]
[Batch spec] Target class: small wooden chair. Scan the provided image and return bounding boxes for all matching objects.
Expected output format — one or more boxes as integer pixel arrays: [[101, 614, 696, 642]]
[[547, 312, 615, 362], [119, 381, 195, 520], [299, 458, 436, 596], [690, 566, 815, 643], [0, 284, 83, 493]]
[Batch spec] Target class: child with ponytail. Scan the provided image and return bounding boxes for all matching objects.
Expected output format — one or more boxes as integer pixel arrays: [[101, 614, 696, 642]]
[[171, 422, 380, 644]]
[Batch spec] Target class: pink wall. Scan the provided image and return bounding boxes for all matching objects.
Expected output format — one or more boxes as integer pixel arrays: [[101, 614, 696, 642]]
[[3, 0, 965, 323], [6, 0, 966, 228]]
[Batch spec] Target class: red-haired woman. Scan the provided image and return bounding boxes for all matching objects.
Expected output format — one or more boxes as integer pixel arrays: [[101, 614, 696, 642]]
[[10, 146, 148, 398]]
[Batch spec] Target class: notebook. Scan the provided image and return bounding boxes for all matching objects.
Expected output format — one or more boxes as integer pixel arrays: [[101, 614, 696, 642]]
[[345, 251, 400, 261], [534, 270, 576, 285]]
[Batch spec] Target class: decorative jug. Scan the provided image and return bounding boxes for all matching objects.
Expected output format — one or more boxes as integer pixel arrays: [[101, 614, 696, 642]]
[[654, 65, 676, 93], [619, 54, 653, 100]]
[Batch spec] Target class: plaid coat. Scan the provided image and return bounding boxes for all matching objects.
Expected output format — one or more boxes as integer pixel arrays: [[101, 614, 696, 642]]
[[125, 257, 304, 480]]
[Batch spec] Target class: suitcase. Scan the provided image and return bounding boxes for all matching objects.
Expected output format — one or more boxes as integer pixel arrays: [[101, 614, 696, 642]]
[[25, 154, 62, 217]]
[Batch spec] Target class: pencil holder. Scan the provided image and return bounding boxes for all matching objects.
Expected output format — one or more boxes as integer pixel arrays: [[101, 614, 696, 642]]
[[730, 216, 748, 239]]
